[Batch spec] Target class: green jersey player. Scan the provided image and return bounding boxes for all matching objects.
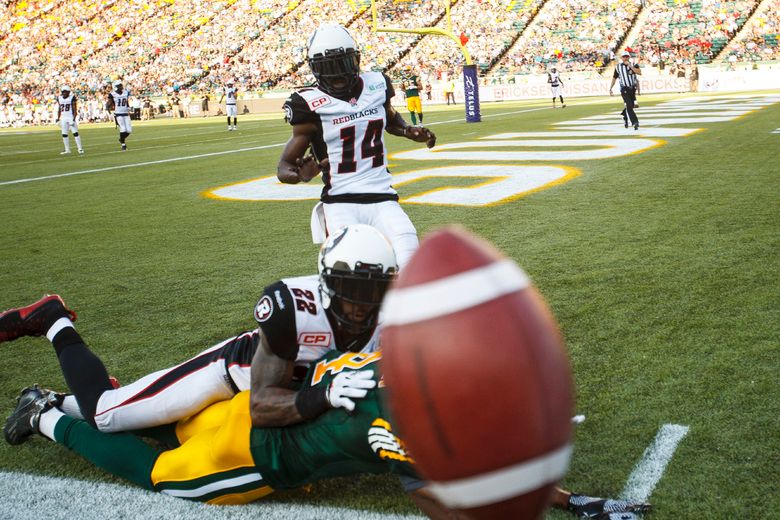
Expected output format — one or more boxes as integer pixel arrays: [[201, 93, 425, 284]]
[[5, 350, 417, 504]]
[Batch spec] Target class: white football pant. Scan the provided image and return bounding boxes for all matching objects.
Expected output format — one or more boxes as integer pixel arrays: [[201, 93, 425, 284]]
[[316, 200, 419, 269]]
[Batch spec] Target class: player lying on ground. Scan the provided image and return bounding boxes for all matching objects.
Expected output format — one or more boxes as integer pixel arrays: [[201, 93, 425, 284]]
[[5, 349, 650, 519], [0, 225, 396, 433]]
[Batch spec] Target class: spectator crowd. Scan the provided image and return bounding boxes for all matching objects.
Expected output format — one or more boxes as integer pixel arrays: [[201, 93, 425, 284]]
[[629, 0, 759, 72], [0, 0, 776, 126]]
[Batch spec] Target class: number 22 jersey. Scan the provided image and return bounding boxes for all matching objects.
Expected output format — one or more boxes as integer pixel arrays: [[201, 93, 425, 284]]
[[254, 275, 381, 375], [283, 71, 397, 202]]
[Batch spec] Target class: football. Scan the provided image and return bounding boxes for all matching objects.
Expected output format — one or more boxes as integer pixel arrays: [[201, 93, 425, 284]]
[[381, 226, 574, 520]]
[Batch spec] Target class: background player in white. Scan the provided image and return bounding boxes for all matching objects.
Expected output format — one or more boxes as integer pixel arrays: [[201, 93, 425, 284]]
[[0, 224, 396, 432], [548, 67, 566, 108], [55, 85, 84, 155], [107, 80, 132, 151], [219, 80, 238, 130], [277, 24, 436, 269]]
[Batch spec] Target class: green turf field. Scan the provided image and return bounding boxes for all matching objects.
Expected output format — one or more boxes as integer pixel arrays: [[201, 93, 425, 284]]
[[1, 91, 778, 519]]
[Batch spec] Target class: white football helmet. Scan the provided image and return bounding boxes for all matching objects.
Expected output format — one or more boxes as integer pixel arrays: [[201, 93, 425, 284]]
[[307, 23, 360, 97], [318, 224, 397, 342], [60, 85, 71, 94], [112, 80, 123, 92]]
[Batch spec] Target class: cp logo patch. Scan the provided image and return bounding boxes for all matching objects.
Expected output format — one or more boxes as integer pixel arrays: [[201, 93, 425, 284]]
[[254, 295, 274, 322]]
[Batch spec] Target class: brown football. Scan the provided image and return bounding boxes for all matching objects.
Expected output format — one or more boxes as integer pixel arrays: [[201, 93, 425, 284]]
[[381, 226, 574, 520]]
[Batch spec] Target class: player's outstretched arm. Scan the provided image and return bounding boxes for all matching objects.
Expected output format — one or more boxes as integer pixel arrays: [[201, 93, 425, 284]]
[[551, 487, 651, 518], [249, 332, 375, 427], [277, 122, 320, 184], [385, 103, 436, 148], [249, 333, 301, 427]]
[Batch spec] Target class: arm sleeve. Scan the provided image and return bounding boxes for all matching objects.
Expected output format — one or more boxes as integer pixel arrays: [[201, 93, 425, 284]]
[[613, 68, 619, 79], [254, 281, 299, 361], [283, 92, 318, 125]]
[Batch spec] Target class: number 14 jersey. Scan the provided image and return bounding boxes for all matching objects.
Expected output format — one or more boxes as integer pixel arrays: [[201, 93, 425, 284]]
[[283, 71, 397, 202]]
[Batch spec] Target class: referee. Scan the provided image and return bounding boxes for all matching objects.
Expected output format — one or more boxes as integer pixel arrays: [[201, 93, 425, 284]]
[[609, 51, 641, 130]]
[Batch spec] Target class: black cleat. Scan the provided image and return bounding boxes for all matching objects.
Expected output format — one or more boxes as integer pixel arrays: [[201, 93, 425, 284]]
[[634, 123, 639, 130], [4, 385, 55, 445], [0, 295, 77, 344], [568, 494, 651, 518]]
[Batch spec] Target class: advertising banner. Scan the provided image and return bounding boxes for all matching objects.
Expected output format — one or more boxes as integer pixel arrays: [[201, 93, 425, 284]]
[[463, 64, 482, 122]]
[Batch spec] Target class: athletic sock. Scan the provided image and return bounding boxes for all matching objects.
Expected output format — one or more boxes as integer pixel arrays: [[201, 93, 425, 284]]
[[75, 135, 83, 150], [38, 406, 65, 441], [62, 136, 70, 152], [60, 394, 85, 419], [48, 326, 112, 427], [46, 316, 74, 342], [418, 113, 423, 123], [410, 112, 417, 125]]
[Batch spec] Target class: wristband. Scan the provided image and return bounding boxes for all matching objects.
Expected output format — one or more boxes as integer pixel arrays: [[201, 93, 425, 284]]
[[295, 384, 330, 420]]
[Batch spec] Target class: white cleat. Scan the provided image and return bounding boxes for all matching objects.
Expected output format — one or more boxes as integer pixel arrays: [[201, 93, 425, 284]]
[[78, 149, 85, 154], [60, 150, 70, 155]]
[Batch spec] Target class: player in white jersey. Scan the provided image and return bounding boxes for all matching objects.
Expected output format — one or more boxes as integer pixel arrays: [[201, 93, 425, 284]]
[[0, 225, 395, 432], [219, 81, 238, 131], [107, 80, 132, 151], [56, 86, 84, 155], [548, 67, 566, 108], [277, 24, 436, 269]]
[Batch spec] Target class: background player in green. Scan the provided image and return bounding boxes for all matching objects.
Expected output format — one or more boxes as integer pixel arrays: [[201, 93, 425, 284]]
[[401, 69, 424, 126]]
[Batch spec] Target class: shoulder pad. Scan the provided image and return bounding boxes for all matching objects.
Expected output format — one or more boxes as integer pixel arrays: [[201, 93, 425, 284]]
[[283, 92, 318, 125], [255, 281, 298, 361]]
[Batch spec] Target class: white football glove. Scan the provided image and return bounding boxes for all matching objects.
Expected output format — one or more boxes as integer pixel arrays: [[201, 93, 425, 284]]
[[326, 370, 376, 412]]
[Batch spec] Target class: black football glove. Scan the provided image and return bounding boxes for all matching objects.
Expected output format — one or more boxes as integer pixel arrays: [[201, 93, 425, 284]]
[[568, 494, 651, 518]]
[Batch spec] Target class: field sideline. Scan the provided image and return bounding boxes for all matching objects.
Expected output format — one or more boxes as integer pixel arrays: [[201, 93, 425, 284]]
[[1, 91, 778, 519]]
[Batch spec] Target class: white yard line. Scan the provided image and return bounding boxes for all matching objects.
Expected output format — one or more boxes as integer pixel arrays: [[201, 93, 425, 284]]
[[0, 107, 546, 186], [0, 143, 284, 186], [621, 423, 689, 503], [4, 93, 773, 187], [0, 471, 424, 520]]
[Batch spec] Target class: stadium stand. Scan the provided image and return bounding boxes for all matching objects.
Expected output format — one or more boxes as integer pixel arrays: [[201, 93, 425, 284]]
[[629, 0, 760, 69], [0, 0, 776, 126], [391, 0, 546, 80], [492, 0, 640, 74], [720, 0, 779, 62]]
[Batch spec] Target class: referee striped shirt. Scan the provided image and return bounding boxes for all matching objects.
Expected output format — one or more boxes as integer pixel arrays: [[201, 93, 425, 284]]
[[614, 62, 638, 89]]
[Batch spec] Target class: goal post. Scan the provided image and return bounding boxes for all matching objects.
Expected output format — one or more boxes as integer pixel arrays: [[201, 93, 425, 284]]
[[370, 0, 482, 122]]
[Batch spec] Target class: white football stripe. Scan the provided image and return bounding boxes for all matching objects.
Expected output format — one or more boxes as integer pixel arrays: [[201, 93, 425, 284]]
[[383, 259, 530, 326], [426, 444, 572, 509], [160, 473, 263, 499], [621, 424, 689, 503]]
